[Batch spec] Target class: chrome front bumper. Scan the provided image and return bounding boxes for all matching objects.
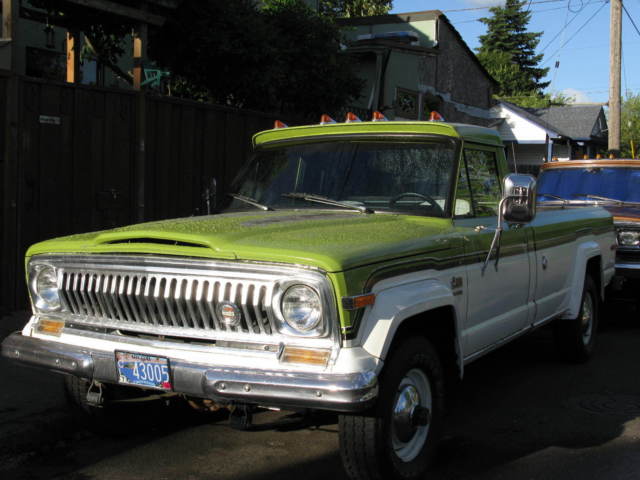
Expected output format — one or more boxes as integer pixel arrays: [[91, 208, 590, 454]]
[[616, 262, 640, 279], [1, 332, 378, 412]]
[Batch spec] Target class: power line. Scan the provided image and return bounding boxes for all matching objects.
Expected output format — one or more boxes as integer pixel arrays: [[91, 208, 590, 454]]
[[622, 1, 640, 38], [450, 4, 580, 25], [541, 0, 608, 66], [548, 0, 572, 90], [567, 0, 586, 14], [540, 0, 605, 54], [443, 0, 572, 14]]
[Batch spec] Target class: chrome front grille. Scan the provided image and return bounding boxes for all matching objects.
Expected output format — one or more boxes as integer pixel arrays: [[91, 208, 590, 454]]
[[58, 268, 279, 339]]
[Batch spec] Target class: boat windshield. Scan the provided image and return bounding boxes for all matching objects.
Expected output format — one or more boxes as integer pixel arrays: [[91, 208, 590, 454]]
[[537, 166, 640, 204], [225, 140, 458, 217]]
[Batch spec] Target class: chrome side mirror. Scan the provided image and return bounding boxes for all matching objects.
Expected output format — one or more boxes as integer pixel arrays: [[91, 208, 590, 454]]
[[502, 174, 537, 224], [482, 173, 537, 274]]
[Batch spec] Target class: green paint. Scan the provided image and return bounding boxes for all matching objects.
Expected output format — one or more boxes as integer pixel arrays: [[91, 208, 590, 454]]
[[26, 121, 509, 331], [253, 121, 504, 149], [27, 211, 456, 273]]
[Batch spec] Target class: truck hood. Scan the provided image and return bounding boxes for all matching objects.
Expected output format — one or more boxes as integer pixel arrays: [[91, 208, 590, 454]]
[[27, 210, 458, 272], [602, 205, 640, 224]]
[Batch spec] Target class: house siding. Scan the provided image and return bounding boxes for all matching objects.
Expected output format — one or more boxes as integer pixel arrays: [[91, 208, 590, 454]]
[[341, 11, 494, 126]]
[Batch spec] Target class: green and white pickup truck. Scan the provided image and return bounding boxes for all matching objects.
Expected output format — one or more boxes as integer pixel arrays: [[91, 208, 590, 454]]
[[2, 116, 616, 480]]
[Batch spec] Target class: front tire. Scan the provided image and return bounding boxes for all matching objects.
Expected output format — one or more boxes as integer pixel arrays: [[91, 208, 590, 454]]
[[339, 337, 444, 480], [555, 275, 599, 363]]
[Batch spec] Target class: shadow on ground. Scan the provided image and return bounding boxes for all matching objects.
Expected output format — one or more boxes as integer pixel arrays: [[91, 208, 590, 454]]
[[1, 305, 639, 479]]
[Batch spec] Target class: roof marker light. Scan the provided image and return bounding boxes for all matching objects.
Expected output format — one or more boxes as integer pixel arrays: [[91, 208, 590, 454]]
[[320, 114, 336, 125], [429, 111, 445, 122], [274, 120, 288, 129], [345, 112, 362, 123], [371, 111, 388, 121]]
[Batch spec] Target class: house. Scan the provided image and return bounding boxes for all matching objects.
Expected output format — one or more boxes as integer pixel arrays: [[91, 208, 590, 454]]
[[338, 10, 497, 125], [491, 100, 608, 175], [0, 0, 175, 89]]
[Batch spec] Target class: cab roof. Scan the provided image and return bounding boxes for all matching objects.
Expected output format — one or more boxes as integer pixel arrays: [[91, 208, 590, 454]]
[[252, 120, 503, 149], [541, 159, 640, 170]]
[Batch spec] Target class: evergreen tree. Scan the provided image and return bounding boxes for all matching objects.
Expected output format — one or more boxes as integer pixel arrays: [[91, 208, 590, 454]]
[[477, 0, 549, 96]]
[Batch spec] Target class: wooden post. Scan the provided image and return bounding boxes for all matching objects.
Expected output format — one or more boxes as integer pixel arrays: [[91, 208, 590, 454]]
[[132, 24, 147, 91], [609, 0, 622, 153], [1, 0, 18, 71], [2, 0, 20, 310], [133, 23, 148, 221], [66, 31, 81, 83]]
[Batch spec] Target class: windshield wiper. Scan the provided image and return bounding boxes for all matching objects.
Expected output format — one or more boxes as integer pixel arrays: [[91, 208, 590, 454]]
[[538, 193, 568, 205], [572, 193, 624, 205], [282, 193, 374, 214], [228, 193, 274, 211]]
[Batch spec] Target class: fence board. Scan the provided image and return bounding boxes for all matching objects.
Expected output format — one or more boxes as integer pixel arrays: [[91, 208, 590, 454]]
[[1, 77, 283, 310]]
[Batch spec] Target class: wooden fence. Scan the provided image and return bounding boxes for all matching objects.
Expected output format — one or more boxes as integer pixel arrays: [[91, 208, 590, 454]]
[[0, 74, 280, 311]]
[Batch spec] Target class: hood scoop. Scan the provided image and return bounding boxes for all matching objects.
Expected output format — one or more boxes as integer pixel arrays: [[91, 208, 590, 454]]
[[100, 237, 209, 249]]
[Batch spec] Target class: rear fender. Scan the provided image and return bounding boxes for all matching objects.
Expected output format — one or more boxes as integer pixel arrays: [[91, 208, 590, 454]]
[[559, 240, 600, 319]]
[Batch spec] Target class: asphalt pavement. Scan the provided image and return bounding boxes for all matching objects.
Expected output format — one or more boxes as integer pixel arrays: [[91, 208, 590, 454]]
[[1, 308, 640, 479]]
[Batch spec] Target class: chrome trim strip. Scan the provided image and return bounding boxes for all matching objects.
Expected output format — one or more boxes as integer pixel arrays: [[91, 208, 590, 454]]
[[616, 262, 640, 270], [1, 332, 376, 412]]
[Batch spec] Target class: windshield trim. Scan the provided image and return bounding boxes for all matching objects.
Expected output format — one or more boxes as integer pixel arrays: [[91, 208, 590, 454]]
[[254, 133, 461, 151], [231, 137, 460, 219]]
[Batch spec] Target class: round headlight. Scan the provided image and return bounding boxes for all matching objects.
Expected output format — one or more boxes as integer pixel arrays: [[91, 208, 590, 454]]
[[618, 230, 640, 247], [33, 265, 61, 311], [281, 285, 322, 333]]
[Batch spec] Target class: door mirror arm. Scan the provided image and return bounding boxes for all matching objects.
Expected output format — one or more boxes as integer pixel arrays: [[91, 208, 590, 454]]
[[482, 174, 537, 275]]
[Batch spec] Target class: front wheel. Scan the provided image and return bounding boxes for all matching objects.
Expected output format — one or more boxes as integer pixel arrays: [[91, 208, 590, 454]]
[[555, 275, 599, 363], [339, 337, 444, 480]]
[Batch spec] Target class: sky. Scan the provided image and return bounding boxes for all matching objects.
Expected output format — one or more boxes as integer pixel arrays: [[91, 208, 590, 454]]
[[390, 0, 640, 104]]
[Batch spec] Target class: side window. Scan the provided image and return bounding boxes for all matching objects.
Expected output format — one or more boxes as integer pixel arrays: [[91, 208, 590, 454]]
[[455, 160, 473, 217], [461, 149, 502, 217]]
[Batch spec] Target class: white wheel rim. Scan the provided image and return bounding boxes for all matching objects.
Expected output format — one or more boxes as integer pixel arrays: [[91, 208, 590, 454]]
[[581, 292, 594, 345], [391, 368, 432, 463]]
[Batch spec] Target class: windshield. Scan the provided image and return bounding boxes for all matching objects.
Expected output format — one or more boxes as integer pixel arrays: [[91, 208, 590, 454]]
[[537, 166, 640, 203], [226, 140, 458, 217]]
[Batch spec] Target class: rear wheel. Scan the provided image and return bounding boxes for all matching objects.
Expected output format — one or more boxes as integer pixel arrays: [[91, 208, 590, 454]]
[[555, 275, 599, 363], [339, 337, 444, 480]]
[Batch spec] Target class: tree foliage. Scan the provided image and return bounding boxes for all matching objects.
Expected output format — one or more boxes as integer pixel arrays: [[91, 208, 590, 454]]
[[151, 0, 362, 116], [622, 92, 640, 158], [319, 0, 392, 18], [477, 0, 549, 96], [499, 92, 573, 109], [31, 0, 363, 116]]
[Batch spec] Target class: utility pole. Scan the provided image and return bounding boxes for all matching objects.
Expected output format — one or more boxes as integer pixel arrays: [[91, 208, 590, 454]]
[[609, 0, 622, 154]]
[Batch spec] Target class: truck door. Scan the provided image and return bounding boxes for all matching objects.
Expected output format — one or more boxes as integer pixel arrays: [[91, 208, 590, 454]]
[[453, 147, 532, 358], [529, 213, 583, 325]]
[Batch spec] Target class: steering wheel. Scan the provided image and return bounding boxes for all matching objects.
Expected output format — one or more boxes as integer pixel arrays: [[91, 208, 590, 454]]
[[388, 192, 444, 215]]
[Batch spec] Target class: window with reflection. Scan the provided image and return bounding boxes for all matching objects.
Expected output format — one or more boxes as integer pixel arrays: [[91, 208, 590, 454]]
[[457, 149, 501, 217], [228, 140, 458, 217]]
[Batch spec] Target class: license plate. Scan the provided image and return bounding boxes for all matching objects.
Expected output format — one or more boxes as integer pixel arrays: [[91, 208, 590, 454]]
[[115, 351, 172, 390]]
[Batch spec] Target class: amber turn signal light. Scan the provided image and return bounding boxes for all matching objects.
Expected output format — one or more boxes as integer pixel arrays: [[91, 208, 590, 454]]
[[280, 346, 331, 367], [341, 293, 376, 310], [34, 318, 65, 336]]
